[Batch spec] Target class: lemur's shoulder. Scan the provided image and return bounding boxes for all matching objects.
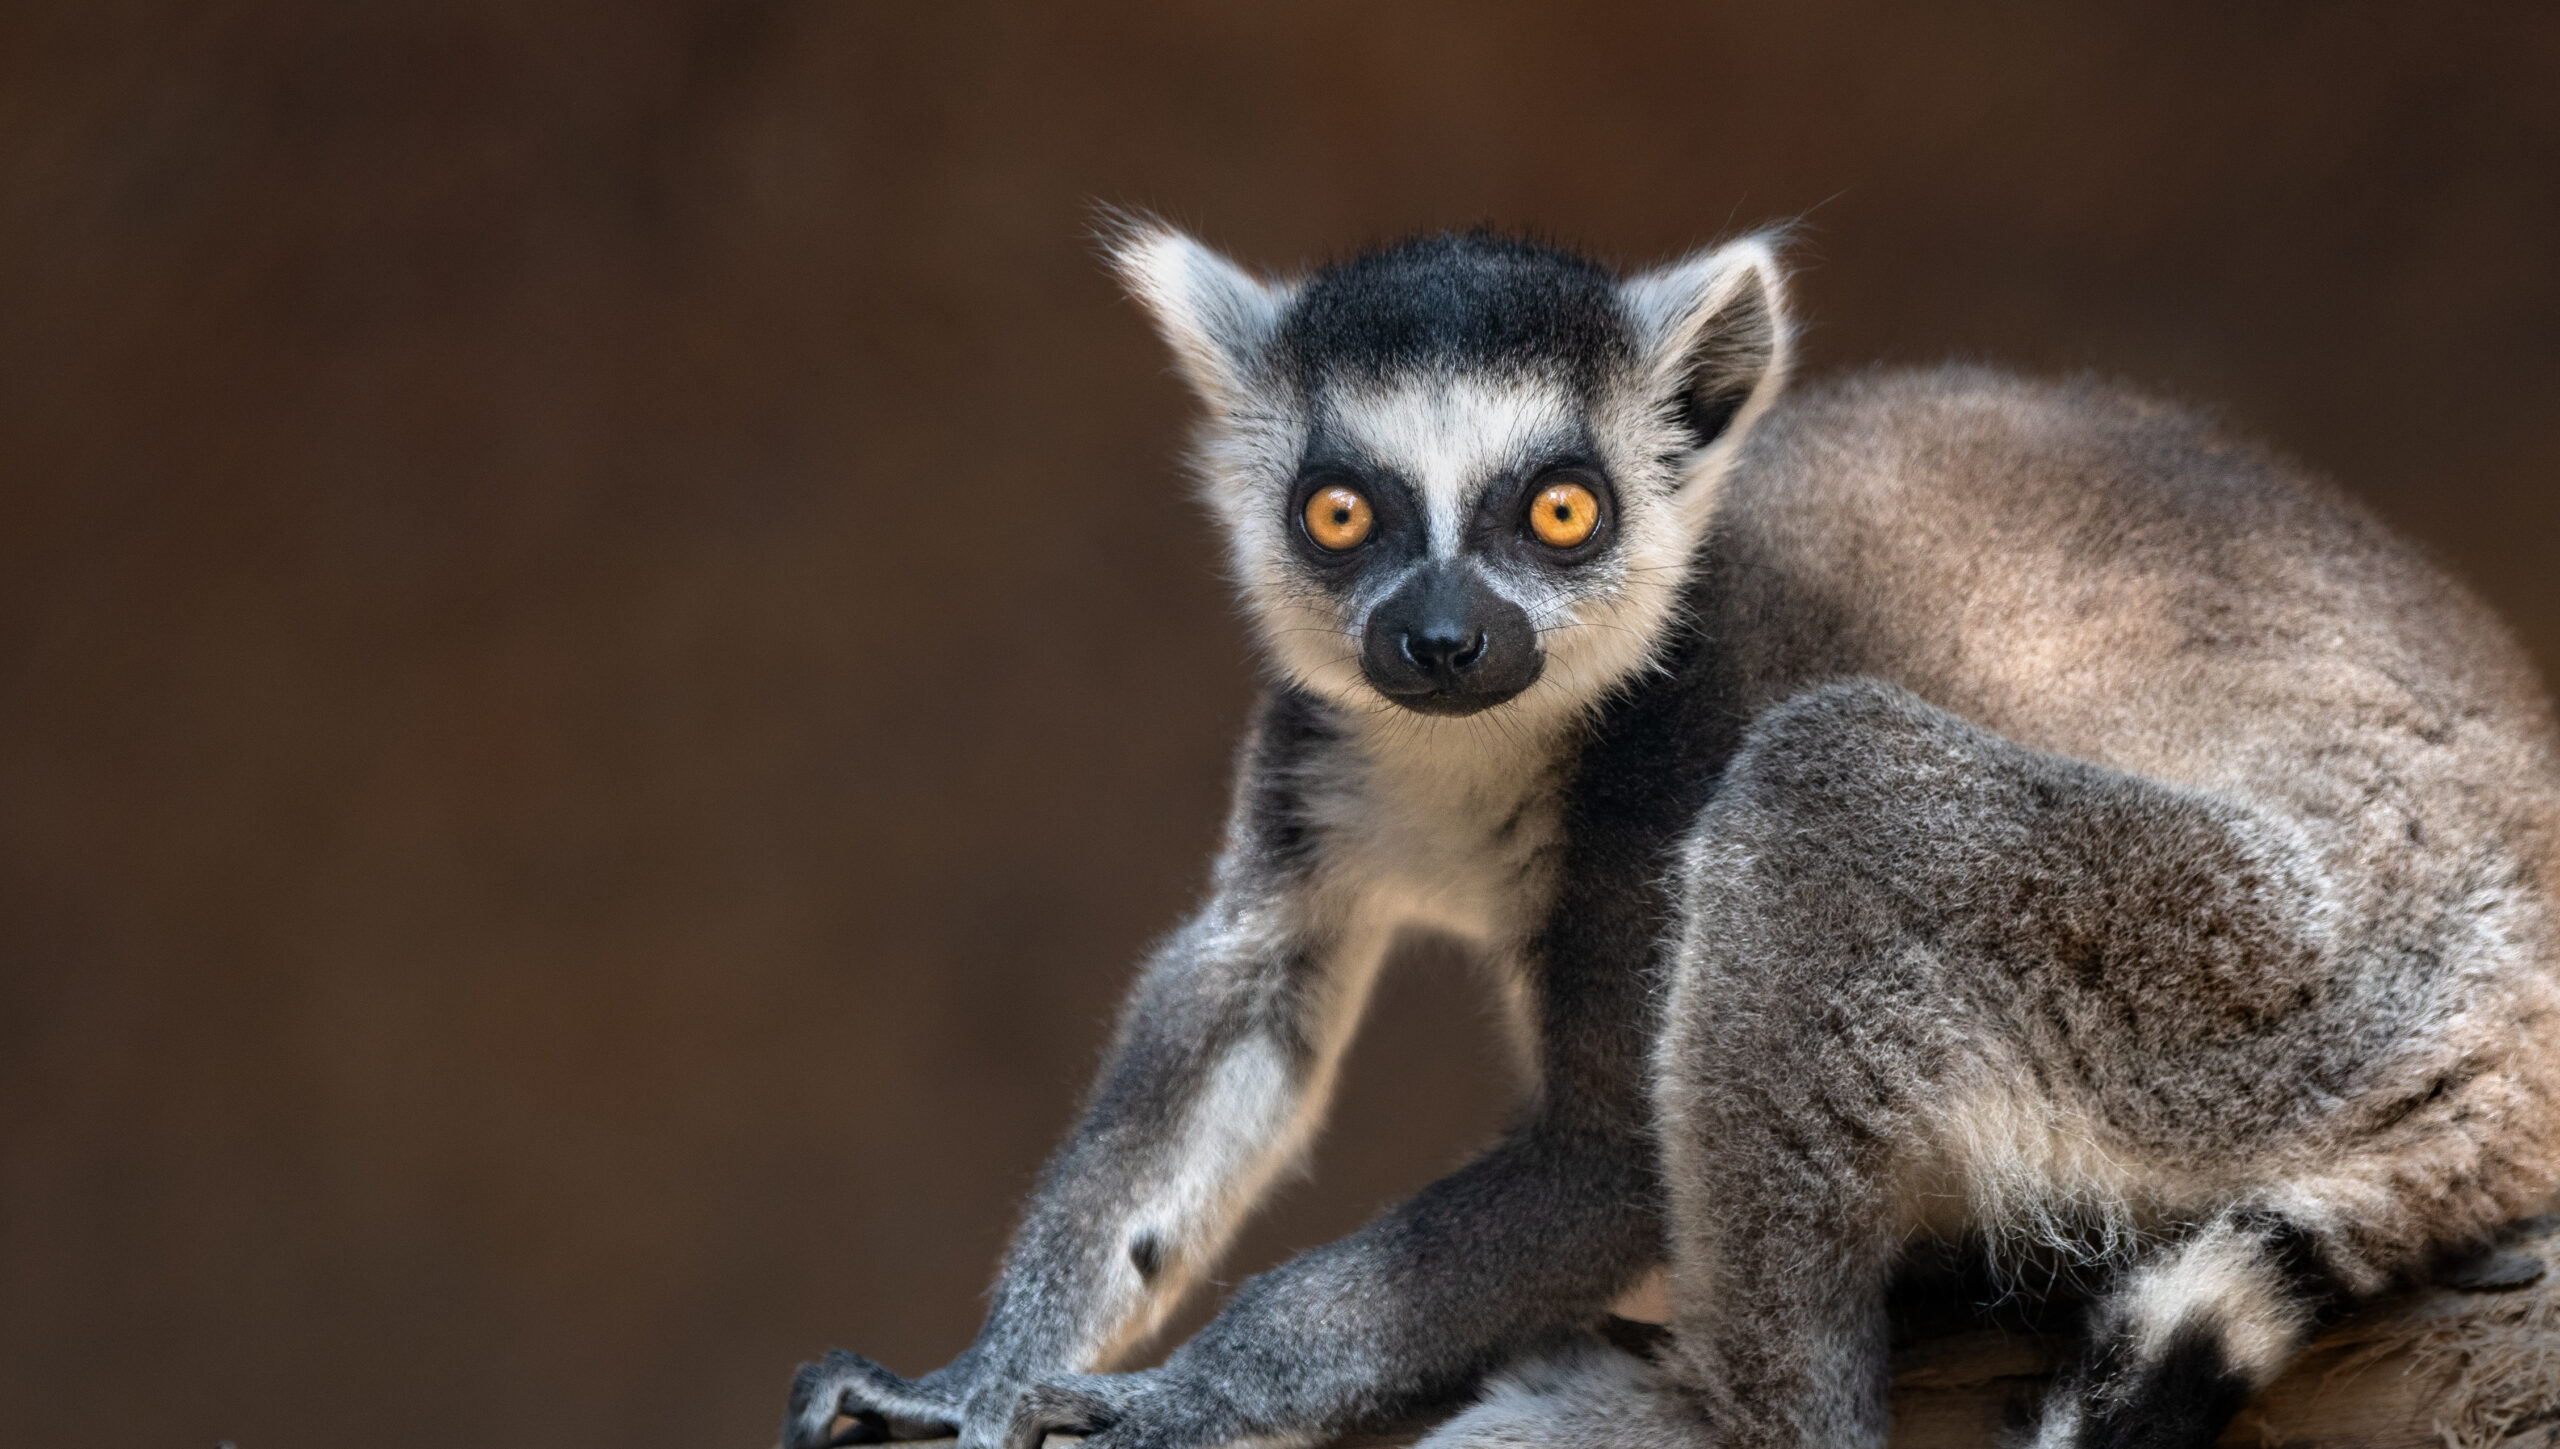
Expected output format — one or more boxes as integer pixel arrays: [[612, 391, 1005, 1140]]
[[1735, 363, 2292, 519], [1697, 363, 2557, 801], [1721, 362, 2451, 631]]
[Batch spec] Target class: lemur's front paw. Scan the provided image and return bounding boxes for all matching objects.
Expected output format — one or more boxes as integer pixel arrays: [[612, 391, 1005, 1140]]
[[783, 1348, 963, 1449], [995, 1370, 1235, 1449]]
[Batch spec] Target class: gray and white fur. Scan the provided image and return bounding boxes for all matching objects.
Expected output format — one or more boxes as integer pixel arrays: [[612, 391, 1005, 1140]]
[[785, 221, 2560, 1449]]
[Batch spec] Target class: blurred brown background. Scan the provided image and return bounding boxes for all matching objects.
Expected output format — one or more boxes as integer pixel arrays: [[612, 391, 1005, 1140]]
[[2, 3, 2555, 1446]]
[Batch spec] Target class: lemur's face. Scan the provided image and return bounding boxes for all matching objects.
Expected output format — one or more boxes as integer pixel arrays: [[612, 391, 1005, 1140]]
[[1272, 372, 1642, 718], [1111, 225, 1788, 730]]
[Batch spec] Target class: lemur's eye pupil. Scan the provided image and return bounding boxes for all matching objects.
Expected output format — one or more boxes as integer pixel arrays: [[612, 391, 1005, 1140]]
[[1529, 480, 1601, 549], [1304, 485, 1375, 551]]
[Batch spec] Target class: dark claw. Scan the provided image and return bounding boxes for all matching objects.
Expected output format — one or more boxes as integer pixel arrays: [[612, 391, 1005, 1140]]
[[2440, 1245, 2546, 1292]]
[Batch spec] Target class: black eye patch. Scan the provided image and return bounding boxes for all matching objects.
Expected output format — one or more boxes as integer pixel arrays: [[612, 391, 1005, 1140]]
[[1285, 457, 1424, 580], [1463, 455, 1618, 567]]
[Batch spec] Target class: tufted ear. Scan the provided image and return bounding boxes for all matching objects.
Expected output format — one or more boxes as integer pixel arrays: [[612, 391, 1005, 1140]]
[[1619, 233, 1792, 484], [1101, 215, 1292, 417]]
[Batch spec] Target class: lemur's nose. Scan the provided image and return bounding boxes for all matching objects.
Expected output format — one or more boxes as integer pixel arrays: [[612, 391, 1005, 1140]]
[[1359, 561, 1543, 716], [1402, 625, 1490, 680]]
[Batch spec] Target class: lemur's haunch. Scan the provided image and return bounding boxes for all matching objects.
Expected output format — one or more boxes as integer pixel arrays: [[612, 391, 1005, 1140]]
[[786, 225, 2560, 1449]]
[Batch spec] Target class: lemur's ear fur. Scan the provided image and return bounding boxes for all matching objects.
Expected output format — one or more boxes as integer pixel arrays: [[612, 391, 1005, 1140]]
[[1102, 215, 1291, 417], [1619, 234, 1792, 490]]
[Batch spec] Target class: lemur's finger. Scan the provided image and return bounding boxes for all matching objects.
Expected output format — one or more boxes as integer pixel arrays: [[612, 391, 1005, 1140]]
[[783, 1349, 958, 1449], [999, 1379, 1120, 1449]]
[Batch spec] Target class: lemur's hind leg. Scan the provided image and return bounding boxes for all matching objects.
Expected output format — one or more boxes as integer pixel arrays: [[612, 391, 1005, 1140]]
[[1417, 678, 2529, 1449], [1640, 680, 2392, 1449]]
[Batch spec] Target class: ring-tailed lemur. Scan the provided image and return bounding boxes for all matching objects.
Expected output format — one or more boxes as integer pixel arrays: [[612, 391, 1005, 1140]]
[[786, 222, 2560, 1449]]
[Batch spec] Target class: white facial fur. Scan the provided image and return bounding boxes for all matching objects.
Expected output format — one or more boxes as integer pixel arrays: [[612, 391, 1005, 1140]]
[[1275, 373, 1709, 734]]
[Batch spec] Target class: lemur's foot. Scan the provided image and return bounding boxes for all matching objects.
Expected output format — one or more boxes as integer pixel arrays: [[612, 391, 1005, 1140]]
[[997, 1370, 1239, 1449], [784, 1349, 962, 1449]]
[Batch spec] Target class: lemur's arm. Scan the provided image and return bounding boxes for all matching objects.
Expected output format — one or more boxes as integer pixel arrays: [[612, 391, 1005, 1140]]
[[968, 693, 1700, 1449], [966, 884, 1384, 1380], [785, 696, 1395, 1449], [985, 925, 1664, 1449]]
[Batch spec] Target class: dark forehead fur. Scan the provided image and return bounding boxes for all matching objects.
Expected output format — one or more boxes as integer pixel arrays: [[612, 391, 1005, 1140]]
[[1277, 230, 1635, 394]]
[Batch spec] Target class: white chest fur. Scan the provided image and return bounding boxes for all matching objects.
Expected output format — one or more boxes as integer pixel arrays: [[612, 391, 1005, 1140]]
[[1310, 715, 1573, 952]]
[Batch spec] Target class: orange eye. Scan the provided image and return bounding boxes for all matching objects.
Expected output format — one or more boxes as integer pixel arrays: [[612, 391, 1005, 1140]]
[[1303, 485, 1374, 551], [1528, 480, 1601, 549]]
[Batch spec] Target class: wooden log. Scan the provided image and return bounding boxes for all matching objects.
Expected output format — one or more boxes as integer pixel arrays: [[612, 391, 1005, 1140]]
[[833, 1214, 2558, 1449]]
